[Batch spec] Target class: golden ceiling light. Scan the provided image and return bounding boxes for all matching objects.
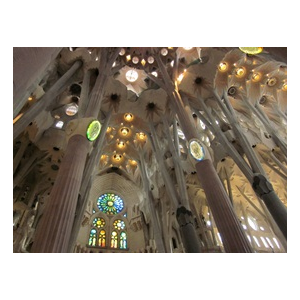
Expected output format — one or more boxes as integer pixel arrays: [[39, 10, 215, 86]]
[[138, 132, 146, 140], [141, 59, 146, 66], [177, 73, 184, 83], [126, 54, 131, 61], [120, 127, 130, 136], [252, 72, 261, 82], [117, 141, 126, 148], [113, 154, 122, 161], [13, 113, 23, 124], [267, 77, 277, 87], [282, 82, 287, 91], [218, 62, 228, 72], [106, 126, 112, 133], [28, 96, 33, 101], [235, 67, 246, 78], [124, 113, 133, 122], [100, 155, 107, 160], [130, 159, 137, 166]]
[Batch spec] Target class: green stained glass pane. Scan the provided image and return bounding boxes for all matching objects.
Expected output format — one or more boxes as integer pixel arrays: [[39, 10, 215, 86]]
[[97, 193, 124, 215], [92, 217, 105, 228], [113, 219, 125, 230], [89, 228, 97, 246], [120, 231, 127, 249]]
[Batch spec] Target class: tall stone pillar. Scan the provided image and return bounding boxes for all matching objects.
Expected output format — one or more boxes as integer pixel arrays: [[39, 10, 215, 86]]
[[195, 160, 253, 252], [176, 206, 202, 253], [252, 174, 287, 240], [153, 53, 253, 252], [31, 134, 91, 252], [139, 153, 166, 253]]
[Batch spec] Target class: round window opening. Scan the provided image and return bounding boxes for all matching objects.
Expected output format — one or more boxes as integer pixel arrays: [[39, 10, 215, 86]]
[[126, 69, 139, 82], [97, 193, 124, 215]]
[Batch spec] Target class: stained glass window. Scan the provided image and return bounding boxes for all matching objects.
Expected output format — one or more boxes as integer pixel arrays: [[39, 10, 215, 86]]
[[93, 217, 105, 228], [113, 219, 126, 230], [111, 231, 118, 248], [120, 231, 127, 249], [97, 193, 124, 215], [88, 228, 97, 246], [98, 229, 106, 247]]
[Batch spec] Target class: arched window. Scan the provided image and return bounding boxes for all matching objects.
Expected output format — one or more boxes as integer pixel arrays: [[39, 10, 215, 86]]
[[114, 219, 128, 249], [120, 231, 127, 249], [88, 193, 128, 251], [88, 228, 97, 246], [89, 218, 106, 248], [111, 231, 118, 248], [98, 229, 106, 247]]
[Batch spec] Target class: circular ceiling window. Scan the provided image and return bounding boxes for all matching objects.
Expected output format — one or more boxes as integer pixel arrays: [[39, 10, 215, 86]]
[[65, 104, 78, 116], [125, 69, 139, 82]]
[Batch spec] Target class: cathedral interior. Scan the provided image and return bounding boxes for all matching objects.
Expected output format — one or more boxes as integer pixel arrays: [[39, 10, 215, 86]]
[[13, 47, 287, 254]]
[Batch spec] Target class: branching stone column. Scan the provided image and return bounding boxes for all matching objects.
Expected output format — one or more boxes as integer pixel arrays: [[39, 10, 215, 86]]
[[195, 160, 253, 252], [153, 52, 252, 252], [252, 174, 287, 240], [67, 111, 112, 252], [161, 118, 202, 252], [14, 60, 83, 139], [13, 47, 62, 118], [139, 152, 166, 253], [31, 117, 100, 253]]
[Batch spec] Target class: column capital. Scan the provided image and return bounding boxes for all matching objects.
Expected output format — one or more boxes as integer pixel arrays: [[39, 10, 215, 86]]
[[176, 206, 194, 227], [252, 173, 274, 196], [65, 117, 102, 144]]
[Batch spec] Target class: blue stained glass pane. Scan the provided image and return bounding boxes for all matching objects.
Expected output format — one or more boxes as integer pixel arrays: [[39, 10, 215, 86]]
[[89, 228, 97, 246], [97, 193, 124, 215], [120, 231, 127, 249]]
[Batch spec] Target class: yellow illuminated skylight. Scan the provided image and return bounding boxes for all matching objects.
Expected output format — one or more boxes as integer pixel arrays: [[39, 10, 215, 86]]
[[124, 113, 134, 122], [117, 141, 126, 148], [235, 67, 246, 78], [138, 132, 146, 140], [252, 72, 261, 82], [120, 127, 130, 136], [218, 62, 228, 72], [282, 82, 287, 91], [113, 154, 122, 161]]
